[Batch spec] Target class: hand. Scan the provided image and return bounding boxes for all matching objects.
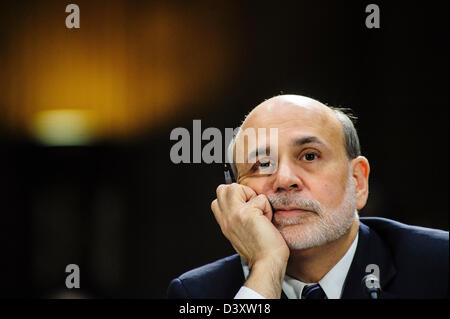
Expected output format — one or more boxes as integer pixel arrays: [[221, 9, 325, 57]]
[[211, 183, 290, 298]]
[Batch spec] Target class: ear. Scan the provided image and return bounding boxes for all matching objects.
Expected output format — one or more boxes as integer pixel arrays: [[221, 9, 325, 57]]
[[351, 156, 370, 210]]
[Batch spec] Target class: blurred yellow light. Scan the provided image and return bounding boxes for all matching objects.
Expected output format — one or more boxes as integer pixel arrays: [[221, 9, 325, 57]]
[[0, 1, 237, 140], [31, 109, 97, 146]]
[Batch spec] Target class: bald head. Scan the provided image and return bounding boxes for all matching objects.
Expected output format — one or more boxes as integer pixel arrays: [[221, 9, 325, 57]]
[[240, 95, 342, 134]]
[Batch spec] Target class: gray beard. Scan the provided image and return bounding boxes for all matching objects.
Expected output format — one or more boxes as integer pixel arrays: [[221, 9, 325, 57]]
[[268, 174, 357, 250]]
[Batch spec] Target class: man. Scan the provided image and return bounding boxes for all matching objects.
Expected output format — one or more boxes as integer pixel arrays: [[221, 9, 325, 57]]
[[167, 95, 448, 299]]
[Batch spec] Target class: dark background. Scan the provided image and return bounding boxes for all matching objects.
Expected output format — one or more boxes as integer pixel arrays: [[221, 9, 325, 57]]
[[0, 0, 448, 298]]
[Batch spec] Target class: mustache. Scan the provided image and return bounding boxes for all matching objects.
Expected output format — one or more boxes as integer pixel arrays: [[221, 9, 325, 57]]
[[266, 193, 322, 215]]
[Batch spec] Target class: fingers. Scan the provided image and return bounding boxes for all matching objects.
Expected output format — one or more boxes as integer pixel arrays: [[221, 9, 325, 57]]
[[211, 183, 273, 228], [240, 184, 258, 201], [211, 199, 219, 215], [216, 183, 257, 202], [246, 194, 273, 221], [211, 198, 224, 232], [211, 183, 259, 234], [215, 183, 257, 211]]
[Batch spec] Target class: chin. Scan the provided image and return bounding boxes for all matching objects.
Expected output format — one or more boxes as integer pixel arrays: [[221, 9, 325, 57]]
[[276, 223, 326, 250]]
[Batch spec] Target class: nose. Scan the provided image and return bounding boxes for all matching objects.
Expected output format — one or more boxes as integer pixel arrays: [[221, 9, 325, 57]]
[[271, 159, 304, 192]]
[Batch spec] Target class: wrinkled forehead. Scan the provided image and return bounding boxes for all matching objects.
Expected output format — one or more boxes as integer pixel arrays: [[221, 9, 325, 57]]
[[234, 96, 344, 153]]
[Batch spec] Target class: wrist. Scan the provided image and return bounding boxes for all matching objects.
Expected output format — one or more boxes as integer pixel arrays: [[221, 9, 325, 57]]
[[245, 257, 288, 299], [250, 249, 289, 270]]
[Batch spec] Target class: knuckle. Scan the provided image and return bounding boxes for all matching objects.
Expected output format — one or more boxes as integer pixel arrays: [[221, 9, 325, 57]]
[[231, 183, 244, 194], [227, 183, 238, 195], [216, 183, 230, 197], [211, 199, 218, 212], [216, 184, 224, 195], [230, 182, 240, 189], [256, 194, 268, 204]]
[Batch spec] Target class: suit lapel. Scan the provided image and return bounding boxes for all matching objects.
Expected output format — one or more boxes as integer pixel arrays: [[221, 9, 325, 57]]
[[341, 221, 397, 299]]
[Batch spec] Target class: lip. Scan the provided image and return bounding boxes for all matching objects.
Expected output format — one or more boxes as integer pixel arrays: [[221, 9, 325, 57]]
[[274, 208, 312, 218]]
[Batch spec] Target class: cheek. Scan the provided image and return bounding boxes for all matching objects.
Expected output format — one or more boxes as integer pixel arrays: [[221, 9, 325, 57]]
[[312, 161, 351, 208], [313, 181, 347, 209], [240, 178, 267, 195], [239, 178, 264, 195]]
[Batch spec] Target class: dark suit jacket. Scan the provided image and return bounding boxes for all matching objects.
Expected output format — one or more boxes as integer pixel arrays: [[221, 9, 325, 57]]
[[167, 217, 449, 299]]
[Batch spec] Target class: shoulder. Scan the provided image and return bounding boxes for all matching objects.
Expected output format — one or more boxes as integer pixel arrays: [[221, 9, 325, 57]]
[[178, 254, 243, 284], [167, 254, 244, 299], [360, 217, 448, 250], [360, 217, 448, 289]]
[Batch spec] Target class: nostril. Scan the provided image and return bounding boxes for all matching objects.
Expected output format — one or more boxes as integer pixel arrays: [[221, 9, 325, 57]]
[[277, 184, 298, 192]]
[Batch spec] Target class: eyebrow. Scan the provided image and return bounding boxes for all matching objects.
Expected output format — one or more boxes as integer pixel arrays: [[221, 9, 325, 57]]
[[291, 136, 326, 147]]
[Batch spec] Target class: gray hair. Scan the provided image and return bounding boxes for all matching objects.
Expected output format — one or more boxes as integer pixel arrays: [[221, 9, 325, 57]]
[[329, 106, 361, 160], [226, 105, 361, 181]]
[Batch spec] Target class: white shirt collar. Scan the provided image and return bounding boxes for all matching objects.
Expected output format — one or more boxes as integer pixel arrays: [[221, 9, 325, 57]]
[[241, 233, 359, 299]]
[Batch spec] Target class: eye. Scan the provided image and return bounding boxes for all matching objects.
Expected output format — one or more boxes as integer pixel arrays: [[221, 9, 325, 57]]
[[258, 160, 272, 168], [303, 152, 319, 161], [252, 158, 275, 173]]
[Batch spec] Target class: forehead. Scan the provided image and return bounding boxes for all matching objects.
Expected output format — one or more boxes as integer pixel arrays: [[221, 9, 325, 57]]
[[236, 96, 344, 149]]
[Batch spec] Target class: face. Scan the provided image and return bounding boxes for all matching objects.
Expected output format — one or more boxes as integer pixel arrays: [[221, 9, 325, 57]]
[[234, 96, 367, 250]]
